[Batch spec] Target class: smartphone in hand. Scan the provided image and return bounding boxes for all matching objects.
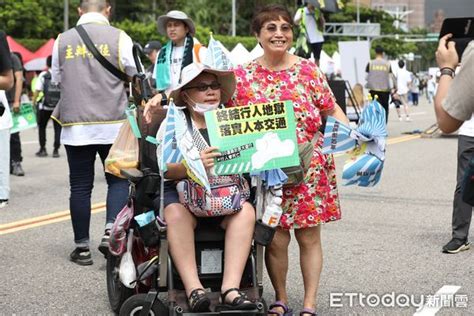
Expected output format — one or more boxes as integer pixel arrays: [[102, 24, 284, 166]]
[[439, 17, 474, 62]]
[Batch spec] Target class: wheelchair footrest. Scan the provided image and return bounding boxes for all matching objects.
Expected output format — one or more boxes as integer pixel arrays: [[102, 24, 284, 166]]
[[168, 288, 263, 315]]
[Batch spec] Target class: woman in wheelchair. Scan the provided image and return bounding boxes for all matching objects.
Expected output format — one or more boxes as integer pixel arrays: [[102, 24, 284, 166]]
[[155, 63, 257, 313]]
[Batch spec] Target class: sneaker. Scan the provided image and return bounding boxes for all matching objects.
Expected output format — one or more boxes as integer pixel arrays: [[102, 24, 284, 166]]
[[0, 199, 8, 208], [11, 161, 25, 176], [98, 230, 111, 257], [442, 238, 470, 254], [398, 116, 403, 121], [70, 247, 93, 265], [35, 148, 48, 157], [52, 149, 60, 158], [405, 116, 412, 122]]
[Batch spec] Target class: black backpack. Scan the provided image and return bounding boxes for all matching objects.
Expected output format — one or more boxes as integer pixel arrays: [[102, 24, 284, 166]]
[[42, 71, 60, 108]]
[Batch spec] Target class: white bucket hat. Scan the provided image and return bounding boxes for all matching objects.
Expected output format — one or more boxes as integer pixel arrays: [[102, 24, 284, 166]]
[[305, 0, 319, 6], [170, 63, 236, 106], [157, 10, 196, 36]]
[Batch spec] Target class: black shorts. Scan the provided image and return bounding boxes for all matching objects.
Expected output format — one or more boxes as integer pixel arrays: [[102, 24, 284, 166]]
[[153, 181, 180, 210], [310, 42, 324, 61]]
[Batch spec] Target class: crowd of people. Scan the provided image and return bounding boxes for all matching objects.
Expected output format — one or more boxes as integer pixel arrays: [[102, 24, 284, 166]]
[[1, 0, 473, 314]]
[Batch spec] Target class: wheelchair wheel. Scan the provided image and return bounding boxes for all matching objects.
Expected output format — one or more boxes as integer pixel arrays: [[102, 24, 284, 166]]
[[257, 298, 268, 314], [107, 254, 134, 313], [119, 294, 167, 316]]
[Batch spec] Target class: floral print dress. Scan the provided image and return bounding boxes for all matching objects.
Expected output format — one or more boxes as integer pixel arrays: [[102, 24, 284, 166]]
[[228, 58, 341, 229]]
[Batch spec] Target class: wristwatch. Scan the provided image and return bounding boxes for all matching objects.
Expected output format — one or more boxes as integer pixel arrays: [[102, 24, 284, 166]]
[[160, 92, 168, 106], [440, 67, 455, 78]]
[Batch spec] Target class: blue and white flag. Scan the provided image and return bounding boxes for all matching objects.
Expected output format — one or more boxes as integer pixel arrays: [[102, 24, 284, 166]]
[[174, 107, 211, 190], [321, 99, 387, 187], [158, 101, 183, 172], [343, 152, 384, 187], [322, 117, 357, 153], [203, 33, 232, 70], [357, 99, 388, 138]]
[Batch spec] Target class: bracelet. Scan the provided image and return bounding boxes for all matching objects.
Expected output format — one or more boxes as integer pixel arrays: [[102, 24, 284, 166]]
[[160, 92, 167, 106], [439, 67, 455, 78]]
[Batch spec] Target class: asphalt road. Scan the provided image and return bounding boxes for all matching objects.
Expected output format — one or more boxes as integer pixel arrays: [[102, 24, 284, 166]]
[[1, 96, 472, 315]]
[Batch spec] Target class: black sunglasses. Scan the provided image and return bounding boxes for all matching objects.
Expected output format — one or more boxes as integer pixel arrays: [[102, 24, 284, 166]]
[[182, 81, 221, 92]]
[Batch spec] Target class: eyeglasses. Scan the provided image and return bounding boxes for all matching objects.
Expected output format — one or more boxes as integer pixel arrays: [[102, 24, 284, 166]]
[[262, 23, 293, 34], [182, 81, 221, 92]]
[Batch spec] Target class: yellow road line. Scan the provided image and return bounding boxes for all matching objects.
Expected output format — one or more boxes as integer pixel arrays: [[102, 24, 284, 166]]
[[334, 134, 421, 157], [0, 203, 106, 235], [0, 134, 422, 235], [387, 134, 421, 144]]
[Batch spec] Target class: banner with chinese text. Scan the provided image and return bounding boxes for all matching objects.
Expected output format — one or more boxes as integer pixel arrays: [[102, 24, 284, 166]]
[[205, 101, 299, 175], [11, 103, 37, 134]]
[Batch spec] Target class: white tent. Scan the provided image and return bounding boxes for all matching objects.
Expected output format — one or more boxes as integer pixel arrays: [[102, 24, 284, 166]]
[[332, 51, 341, 74], [318, 50, 332, 74], [229, 43, 251, 65], [249, 43, 264, 60], [24, 58, 47, 71]]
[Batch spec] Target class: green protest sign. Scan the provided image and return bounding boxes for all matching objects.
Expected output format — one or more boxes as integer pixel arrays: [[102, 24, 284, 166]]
[[205, 101, 299, 175], [10, 103, 37, 134]]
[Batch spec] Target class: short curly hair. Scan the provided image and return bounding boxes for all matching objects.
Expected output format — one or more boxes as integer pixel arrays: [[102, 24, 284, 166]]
[[251, 4, 294, 35]]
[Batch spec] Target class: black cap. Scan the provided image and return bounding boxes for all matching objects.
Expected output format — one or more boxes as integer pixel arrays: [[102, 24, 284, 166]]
[[143, 41, 162, 54]]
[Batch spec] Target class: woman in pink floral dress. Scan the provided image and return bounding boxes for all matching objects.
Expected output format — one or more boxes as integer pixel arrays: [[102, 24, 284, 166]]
[[227, 5, 349, 316]]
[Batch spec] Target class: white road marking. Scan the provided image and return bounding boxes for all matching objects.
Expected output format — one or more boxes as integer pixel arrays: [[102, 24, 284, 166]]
[[406, 111, 426, 116], [21, 140, 39, 145], [413, 285, 461, 316]]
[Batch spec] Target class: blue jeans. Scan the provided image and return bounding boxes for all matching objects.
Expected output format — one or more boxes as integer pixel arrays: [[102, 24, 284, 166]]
[[65, 144, 129, 247]]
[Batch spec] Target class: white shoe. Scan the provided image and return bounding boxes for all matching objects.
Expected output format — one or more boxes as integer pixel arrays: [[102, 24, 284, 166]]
[[405, 116, 412, 122], [398, 117, 403, 121], [0, 199, 8, 208]]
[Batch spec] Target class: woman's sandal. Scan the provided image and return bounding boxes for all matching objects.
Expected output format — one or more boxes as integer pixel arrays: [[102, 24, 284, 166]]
[[300, 307, 317, 316], [215, 288, 258, 311], [268, 300, 294, 316], [187, 288, 211, 312]]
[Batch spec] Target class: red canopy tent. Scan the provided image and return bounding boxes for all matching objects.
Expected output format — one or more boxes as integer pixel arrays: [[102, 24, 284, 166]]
[[6, 36, 35, 64], [24, 38, 55, 71]]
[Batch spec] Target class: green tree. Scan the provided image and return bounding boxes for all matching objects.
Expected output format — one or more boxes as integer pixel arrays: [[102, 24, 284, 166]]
[[0, 0, 62, 38]]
